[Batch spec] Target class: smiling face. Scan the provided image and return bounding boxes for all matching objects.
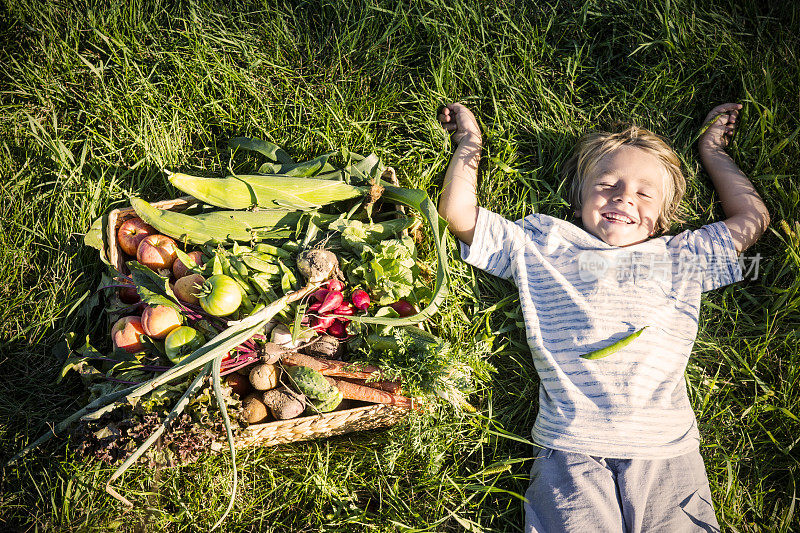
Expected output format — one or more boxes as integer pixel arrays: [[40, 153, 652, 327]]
[[575, 145, 668, 247]]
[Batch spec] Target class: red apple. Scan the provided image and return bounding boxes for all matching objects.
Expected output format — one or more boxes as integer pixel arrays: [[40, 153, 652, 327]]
[[173, 250, 204, 279], [117, 218, 157, 256], [111, 316, 145, 353], [115, 276, 140, 304], [137, 234, 178, 270], [140, 304, 182, 340], [173, 273, 205, 305]]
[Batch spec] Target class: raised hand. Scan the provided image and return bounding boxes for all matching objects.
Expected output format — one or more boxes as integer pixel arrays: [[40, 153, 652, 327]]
[[699, 103, 742, 152], [438, 103, 482, 147]]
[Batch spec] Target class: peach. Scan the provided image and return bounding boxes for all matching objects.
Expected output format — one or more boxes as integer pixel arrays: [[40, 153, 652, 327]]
[[111, 316, 146, 353], [140, 305, 182, 340], [173, 250, 204, 279], [173, 273, 205, 305], [137, 234, 178, 271], [117, 217, 157, 257]]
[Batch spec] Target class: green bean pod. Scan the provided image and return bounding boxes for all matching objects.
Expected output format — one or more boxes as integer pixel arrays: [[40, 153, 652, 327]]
[[242, 255, 281, 275], [254, 243, 292, 259], [280, 240, 300, 253], [579, 326, 649, 360]]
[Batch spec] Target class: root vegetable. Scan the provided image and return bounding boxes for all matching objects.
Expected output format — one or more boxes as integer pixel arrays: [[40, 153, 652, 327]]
[[390, 300, 416, 317], [326, 279, 344, 292], [115, 277, 140, 304], [338, 377, 402, 395], [262, 387, 306, 420], [259, 342, 286, 364], [311, 315, 334, 332], [249, 363, 279, 390], [325, 377, 414, 409], [333, 303, 354, 316], [270, 323, 315, 349], [296, 249, 338, 283], [327, 320, 347, 338], [351, 289, 370, 311], [311, 289, 329, 302], [242, 393, 269, 424], [301, 335, 342, 359], [317, 290, 344, 314], [281, 352, 384, 380]]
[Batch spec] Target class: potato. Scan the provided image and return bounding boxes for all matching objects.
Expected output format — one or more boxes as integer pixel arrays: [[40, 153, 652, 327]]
[[262, 387, 306, 420], [241, 393, 269, 424], [249, 363, 279, 390]]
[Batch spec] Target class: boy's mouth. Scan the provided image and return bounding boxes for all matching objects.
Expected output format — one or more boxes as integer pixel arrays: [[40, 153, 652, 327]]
[[602, 212, 635, 224]]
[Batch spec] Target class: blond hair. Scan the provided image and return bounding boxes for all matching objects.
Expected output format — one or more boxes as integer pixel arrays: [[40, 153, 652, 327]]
[[563, 125, 685, 234]]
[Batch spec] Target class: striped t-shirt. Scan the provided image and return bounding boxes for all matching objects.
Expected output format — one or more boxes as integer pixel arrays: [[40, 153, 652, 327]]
[[461, 208, 742, 459]]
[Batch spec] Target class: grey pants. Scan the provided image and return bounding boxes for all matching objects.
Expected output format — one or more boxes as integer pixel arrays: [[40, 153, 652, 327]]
[[524, 446, 720, 533]]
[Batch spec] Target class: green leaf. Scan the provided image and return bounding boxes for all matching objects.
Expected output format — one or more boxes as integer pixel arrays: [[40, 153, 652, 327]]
[[258, 152, 337, 176], [127, 261, 182, 310], [229, 137, 293, 164], [85, 214, 111, 265], [173, 248, 201, 275], [347, 183, 450, 326]]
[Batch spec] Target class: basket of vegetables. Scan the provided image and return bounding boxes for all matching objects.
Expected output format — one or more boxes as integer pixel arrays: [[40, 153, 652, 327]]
[[10, 139, 494, 525]]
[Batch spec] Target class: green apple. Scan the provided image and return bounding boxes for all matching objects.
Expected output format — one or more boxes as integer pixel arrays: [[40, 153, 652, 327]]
[[164, 326, 205, 364]]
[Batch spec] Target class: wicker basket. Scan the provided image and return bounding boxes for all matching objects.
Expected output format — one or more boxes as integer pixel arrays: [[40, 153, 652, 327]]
[[105, 168, 411, 448]]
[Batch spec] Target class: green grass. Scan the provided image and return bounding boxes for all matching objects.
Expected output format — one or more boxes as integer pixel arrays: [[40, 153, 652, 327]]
[[1, 0, 798, 530]]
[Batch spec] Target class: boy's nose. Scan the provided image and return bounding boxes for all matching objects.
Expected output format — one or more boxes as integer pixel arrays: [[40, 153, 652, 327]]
[[612, 188, 635, 205]]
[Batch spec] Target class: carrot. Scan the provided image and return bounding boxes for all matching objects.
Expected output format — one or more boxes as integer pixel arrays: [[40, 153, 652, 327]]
[[339, 377, 402, 395], [280, 352, 384, 380], [325, 377, 416, 410]]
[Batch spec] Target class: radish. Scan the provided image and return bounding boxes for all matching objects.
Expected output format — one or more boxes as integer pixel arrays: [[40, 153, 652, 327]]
[[311, 315, 335, 331], [333, 303, 354, 316], [327, 319, 347, 338], [327, 279, 345, 292], [390, 300, 416, 317], [312, 288, 329, 302], [318, 290, 344, 314], [351, 289, 370, 311]]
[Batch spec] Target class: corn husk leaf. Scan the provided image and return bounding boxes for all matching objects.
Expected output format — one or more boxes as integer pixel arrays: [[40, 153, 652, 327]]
[[229, 137, 293, 164], [166, 172, 365, 211]]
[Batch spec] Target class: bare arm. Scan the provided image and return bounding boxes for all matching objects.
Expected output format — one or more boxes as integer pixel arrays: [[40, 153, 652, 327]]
[[698, 103, 770, 253], [437, 103, 482, 245]]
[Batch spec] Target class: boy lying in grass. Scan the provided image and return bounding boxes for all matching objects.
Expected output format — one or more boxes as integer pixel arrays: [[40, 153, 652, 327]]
[[437, 102, 769, 532]]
